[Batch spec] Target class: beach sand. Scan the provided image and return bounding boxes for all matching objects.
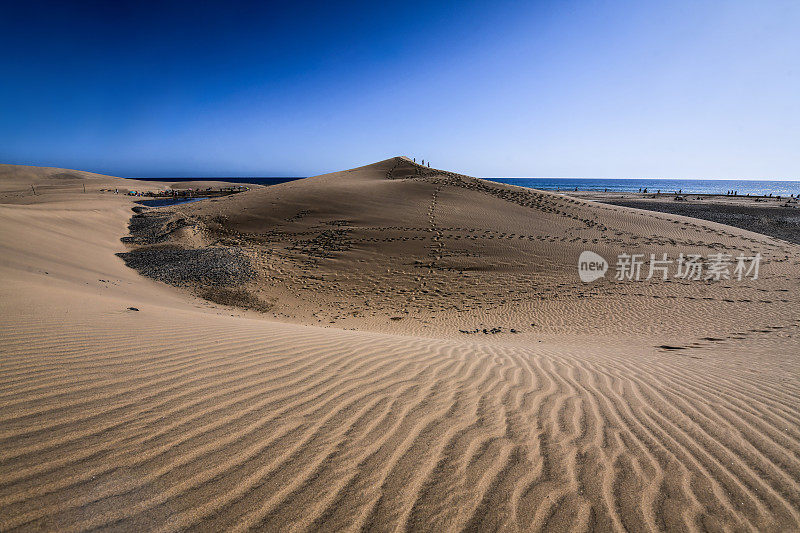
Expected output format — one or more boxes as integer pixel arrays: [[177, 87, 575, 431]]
[[1, 159, 799, 531]]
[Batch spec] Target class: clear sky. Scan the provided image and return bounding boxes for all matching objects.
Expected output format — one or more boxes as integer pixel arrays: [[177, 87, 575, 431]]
[[1, 1, 798, 179]]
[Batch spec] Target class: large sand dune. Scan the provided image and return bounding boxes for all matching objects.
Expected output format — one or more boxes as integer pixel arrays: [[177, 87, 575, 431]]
[[1, 160, 799, 531]]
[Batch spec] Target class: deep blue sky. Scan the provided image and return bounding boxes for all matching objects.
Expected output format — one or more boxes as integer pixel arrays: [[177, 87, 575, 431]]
[[1, 1, 798, 179]]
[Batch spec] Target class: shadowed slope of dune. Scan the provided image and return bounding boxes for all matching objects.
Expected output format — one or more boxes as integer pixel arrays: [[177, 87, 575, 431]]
[[1, 160, 799, 531]]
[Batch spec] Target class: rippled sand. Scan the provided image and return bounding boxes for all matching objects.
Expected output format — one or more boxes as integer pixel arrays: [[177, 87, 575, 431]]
[[1, 160, 798, 531]]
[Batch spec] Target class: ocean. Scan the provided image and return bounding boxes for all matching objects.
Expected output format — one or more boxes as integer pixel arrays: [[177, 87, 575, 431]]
[[143, 177, 304, 187], [139, 177, 800, 197], [486, 178, 800, 197]]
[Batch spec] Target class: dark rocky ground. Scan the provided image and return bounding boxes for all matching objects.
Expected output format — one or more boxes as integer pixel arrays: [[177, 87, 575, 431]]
[[117, 246, 255, 287], [598, 200, 800, 245], [116, 208, 269, 311]]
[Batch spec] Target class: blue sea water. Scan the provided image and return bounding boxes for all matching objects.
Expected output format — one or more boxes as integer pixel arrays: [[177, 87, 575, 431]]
[[135, 197, 206, 207], [133, 176, 800, 197], [486, 178, 800, 197], [141, 177, 304, 187]]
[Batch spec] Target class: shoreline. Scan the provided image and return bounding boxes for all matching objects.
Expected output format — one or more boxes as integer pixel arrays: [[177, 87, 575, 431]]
[[486, 177, 800, 198]]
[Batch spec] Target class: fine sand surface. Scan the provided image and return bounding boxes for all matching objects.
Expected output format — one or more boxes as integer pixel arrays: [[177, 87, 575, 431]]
[[1, 159, 799, 531]]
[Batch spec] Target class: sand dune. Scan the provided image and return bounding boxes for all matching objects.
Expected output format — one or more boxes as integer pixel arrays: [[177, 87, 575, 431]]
[[1, 159, 799, 531], [122, 157, 799, 343], [0, 164, 169, 203]]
